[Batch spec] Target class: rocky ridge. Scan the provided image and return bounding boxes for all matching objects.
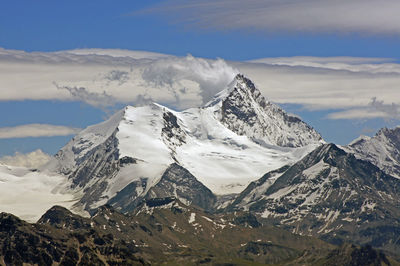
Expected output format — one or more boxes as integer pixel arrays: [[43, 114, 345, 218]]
[[346, 126, 400, 179], [0, 202, 395, 265], [227, 143, 400, 258]]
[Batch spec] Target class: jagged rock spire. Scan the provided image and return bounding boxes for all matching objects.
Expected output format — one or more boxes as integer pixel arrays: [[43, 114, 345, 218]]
[[207, 73, 323, 148]]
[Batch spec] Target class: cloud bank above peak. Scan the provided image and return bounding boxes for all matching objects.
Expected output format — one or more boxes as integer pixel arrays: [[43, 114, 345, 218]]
[[0, 47, 400, 120], [0, 48, 238, 110], [142, 0, 400, 35]]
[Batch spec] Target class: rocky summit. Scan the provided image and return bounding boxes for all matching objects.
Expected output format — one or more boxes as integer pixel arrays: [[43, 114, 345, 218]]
[[346, 126, 400, 179]]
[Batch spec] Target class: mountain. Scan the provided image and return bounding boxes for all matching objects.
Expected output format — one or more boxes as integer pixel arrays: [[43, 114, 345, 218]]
[[227, 143, 400, 257], [0, 209, 146, 265], [108, 163, 217, 213], [1, 203, 395, 265], [346, 126, 400, 179], [206, 74, 323, 148], [44, 74, 323, 214]]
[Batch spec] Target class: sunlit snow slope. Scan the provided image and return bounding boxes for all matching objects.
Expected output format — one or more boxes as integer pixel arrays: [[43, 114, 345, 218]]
[[0, 163, 79, 222]]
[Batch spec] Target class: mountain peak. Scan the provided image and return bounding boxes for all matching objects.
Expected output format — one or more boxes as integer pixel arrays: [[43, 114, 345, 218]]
[[309, 143, 346, 162], [38, 205, 91, 229], [232, 73, 259, 96], [205, 73, 261, 108], [347, 125, 400, 179], [376, 126, 400, 141], [206, 73, 323, 148]]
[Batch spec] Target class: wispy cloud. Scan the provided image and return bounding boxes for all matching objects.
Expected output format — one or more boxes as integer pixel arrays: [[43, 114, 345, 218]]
[[141, 55, 238, 106], [369, 97, 400, 117], [249, 57, 395, 65], [233, 59, 400, 113], [328, 97, 400, 120], [0, 124, 81, 139], [248, 56, 398, 73], [141, 0, 400, 35], [55, 83, 119, 108]]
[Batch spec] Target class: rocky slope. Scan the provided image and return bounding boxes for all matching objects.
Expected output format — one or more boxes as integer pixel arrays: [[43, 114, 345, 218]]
[[1, 201, 395, 266], [227, 143, 400, 257], [108, 163, 216, 213], [0, 210, 146, 265]]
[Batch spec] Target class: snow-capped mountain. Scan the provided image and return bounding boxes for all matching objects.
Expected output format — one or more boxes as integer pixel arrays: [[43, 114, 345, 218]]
[[108, 163, 217, 213], [206, 74, 323, 148], [227, 143, 400, 254], [346, 126, 400, 179], [45, 74, 323, 214]]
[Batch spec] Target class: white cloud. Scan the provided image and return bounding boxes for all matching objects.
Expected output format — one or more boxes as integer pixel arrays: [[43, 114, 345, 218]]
[[65, 48, 169, 60], [232, 60, 400, 112], [0, 124, 81, 139], [327, 109, 389, 120], [248, 56, 400, 73], [55, 83, 119, 108], [141, 55, 238, 105], [327, 97, 400, 120], [141, 0, 400, 35], [249, 57, 394, 65], [0, 149, 52, 168], [0, 48, 237, 110], [1, 47, 400, 119]]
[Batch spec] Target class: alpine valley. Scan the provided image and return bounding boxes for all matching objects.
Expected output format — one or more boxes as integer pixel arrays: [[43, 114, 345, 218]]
[[1, 74, 400, 265]]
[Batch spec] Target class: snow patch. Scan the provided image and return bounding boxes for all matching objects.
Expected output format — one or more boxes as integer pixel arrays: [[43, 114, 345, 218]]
[[302, 160, 329, 179], [189, 213, 196, 224]]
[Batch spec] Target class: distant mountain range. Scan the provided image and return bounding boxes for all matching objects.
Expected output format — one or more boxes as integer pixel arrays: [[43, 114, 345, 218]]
[[1, 74, 400, 265]]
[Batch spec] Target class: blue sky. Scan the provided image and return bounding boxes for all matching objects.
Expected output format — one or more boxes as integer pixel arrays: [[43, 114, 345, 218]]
[[1, 0, 400, 61], [1, 0, 400, 157], [0, 1, 400, 60]]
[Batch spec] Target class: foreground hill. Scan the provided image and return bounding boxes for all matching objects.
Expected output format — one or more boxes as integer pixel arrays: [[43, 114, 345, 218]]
[[0, 199, 395, 266]]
